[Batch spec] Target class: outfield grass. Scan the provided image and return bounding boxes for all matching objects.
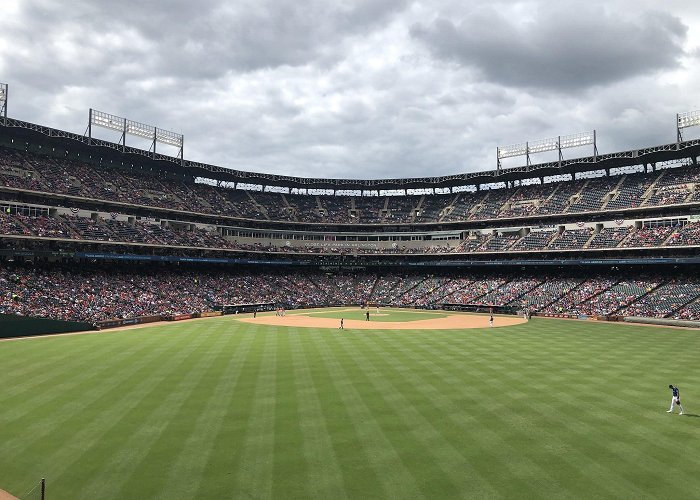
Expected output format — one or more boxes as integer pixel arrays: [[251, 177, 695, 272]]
[[1, 315, 699, 499]]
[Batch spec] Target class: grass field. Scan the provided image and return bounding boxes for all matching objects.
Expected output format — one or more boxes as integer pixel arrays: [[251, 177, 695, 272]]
[[1, 312, 699, 499]]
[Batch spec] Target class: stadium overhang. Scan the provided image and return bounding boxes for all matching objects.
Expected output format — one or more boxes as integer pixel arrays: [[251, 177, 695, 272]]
[[2, 117, 700, 192]]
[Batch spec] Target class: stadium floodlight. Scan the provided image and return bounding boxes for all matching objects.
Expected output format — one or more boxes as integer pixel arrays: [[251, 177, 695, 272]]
[[0, 82, 7, 124], [677, 110, 700, 142], [497, 142, 528, 160], [497, 130, 597, 171], [87, 108, 183, 159], [559, 131, 596, 150]]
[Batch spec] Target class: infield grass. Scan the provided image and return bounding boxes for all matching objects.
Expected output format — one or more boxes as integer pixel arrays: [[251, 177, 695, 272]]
[[1, 314, 699, 499]]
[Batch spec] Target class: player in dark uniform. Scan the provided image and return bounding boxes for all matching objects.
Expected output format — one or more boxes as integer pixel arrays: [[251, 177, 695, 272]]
[[667, 385, 684, 415], [366, 311, 370, 321]]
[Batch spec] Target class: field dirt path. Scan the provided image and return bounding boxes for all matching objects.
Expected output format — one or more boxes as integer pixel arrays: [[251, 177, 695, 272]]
[[0, 488, 18, 500], [237, 311, 526, 330]]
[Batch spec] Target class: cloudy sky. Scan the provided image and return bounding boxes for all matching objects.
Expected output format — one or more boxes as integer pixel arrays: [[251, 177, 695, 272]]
[[1, 0, 699, 180]]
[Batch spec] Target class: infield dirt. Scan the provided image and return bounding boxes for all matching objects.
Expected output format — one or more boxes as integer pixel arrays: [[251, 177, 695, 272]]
[[237, 310, 526, 329]]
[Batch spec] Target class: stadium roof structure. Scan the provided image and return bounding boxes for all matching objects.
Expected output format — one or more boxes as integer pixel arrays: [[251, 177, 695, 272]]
[[2, 117, 700, 192]]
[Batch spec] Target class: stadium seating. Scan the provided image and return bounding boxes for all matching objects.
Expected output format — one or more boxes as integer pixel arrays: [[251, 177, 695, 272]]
[[549, 229, 593, 250], [586, 227, 629, 249], [3, 261, 700, 323], [3, 146, 700, 226]]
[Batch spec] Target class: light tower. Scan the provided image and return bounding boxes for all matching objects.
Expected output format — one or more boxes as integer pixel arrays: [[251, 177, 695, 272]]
[[87, 108, 184, 162], [0, 82, 7, 125], [497, 130, 597, 172]]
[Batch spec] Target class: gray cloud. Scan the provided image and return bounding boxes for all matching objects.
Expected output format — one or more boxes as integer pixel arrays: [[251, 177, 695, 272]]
[[6, 0, 410, 82], [411, 4, 688, 92], [1, 1, 699, 180]]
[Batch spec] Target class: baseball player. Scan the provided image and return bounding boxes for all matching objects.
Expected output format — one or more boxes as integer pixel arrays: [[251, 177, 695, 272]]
[[667, 385, 684, 415]]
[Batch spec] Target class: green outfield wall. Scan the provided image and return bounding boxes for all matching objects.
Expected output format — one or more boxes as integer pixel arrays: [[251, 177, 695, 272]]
[[0, 313, 93, 339]]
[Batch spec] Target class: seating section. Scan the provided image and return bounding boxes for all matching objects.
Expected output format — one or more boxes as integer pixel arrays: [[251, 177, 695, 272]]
[[621, 278, 700, 318], [566, 178, 618, 213], [605, 174, 654, 210], [499, 184, 551, 218], [442, 277, 510, 304], [620, 226, 675, 248], [672, 297, 700, 320], [477, 278, 542, 306], [470, 190, 513, 220], [666, 222, 700, 246], [0, 212, 32, 235], [479, 234, 519, 252], [566, 280, 658, 316], [586, 227, 628, 249], [519, 278, 583, 311], [415, 196, 450, 223], [511, 231, 556, 251], [549, 229, 592, 250], [537, 182, 580, 215], [4, 146, 700, 224], [543, 278, 616, 315], [5, 265, 699, 323]]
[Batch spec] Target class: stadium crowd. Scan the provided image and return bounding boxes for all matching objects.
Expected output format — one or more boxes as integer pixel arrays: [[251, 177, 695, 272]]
[[3, 264, 700, 323], [3, 146, 700, 225], [9, 209, 700, 255]]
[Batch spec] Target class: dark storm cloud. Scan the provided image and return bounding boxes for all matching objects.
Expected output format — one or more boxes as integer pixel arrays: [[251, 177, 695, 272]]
[[411, 4, 688, 92]]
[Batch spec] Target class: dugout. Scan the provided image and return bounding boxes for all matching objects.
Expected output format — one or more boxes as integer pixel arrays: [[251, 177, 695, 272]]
[[215, 302, 275, 315]]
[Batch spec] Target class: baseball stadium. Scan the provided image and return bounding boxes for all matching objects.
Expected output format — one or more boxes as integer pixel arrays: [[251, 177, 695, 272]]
[[1, 80, 700, 499]]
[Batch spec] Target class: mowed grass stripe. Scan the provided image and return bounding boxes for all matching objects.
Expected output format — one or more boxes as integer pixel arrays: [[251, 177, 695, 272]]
[[370, 329, 642, 499], [288, 328, 350, 500], [192, 325, 267, 499], [234, 327, 277, 500], [298, 329, 404, 499], [42, 327, 214, 499], [270, 330, 310, 500], [0, 331, 160, 431], [313, 331, 426, 499], [367, 330, 589, 499], [337, 331, 502, 499], [155, 323, 257, 500], [541, 350, 700, 493], [1, 315, 699, 499], [109, 325, 249, 500], [0, 330, 185, 496], [0, 332, 134, 405], [397, 325, 700, 498], [79, 326, 233, 499]]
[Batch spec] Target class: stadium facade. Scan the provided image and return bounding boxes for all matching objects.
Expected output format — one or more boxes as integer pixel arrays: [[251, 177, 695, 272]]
[[2, 111, 700, 332]]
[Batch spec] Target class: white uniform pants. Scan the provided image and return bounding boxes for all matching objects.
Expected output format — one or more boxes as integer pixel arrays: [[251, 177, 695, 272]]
[[669, 397, 684, 413]]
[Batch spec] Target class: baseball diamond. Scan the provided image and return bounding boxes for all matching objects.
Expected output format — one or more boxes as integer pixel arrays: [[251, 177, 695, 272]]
[[3, 7, 700, 496]]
